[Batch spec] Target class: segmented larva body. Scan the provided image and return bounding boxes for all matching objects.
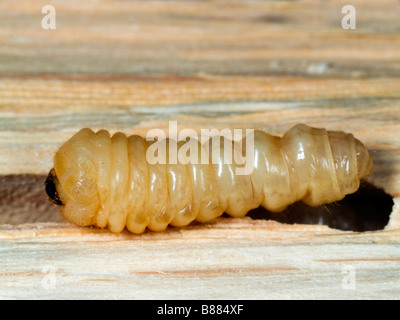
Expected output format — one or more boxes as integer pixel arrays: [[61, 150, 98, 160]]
[[46, 124, 373, 234]]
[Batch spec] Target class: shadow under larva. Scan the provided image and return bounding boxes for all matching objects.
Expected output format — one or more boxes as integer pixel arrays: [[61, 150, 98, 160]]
[[246, 182, 393, 232], [45, 123, 379, 234]]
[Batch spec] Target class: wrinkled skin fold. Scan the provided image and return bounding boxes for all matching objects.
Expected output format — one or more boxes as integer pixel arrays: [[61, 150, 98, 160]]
[[46, 124, 373, 234]]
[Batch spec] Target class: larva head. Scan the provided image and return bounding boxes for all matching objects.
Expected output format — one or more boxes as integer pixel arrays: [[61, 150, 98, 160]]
[[355, 138, 374, 179], [47, 129, 101, 226], [45, 168, 64, 206]]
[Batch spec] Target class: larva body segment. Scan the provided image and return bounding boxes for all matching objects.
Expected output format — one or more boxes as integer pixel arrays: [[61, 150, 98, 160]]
[[46, 124, 373, 234]]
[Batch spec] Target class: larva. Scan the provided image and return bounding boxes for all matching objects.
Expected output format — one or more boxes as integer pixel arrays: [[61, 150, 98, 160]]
[[45, 124, 373, 234]]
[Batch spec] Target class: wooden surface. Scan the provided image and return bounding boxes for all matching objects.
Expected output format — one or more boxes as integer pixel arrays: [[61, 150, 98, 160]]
[[1, 221, 400, 299], [1, 0, 400, 299]]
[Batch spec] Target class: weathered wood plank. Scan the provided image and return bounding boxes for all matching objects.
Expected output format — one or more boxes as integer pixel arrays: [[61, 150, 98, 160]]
[[0, 0, 399, 76], [0, 221, 400, 299], [0, 0, 399, 300]]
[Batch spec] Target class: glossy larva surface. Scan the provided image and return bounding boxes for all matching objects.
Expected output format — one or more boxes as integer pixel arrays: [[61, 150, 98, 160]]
[[49, 124, 373, 233]]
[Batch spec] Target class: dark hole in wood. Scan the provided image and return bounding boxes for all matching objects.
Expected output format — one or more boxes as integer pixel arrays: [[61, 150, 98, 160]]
[[0, 174, 64, 224], [246, 182, 393, 232]]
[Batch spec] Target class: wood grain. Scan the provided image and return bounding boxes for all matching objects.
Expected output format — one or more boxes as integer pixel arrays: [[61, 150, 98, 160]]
[[0, 0, 399, 299], [1, 221, 400, 299]]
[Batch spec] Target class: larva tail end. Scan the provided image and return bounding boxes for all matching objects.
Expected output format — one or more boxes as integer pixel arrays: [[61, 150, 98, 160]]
[[45, 169, 63, 206], [355, 138, 374, 178]]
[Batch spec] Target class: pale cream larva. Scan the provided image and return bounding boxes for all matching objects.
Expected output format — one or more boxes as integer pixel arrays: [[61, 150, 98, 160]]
[[45, 124, 373, 234]]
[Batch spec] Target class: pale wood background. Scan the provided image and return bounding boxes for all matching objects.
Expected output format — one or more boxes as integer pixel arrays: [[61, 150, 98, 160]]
[[0, 0, 400, 299]]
